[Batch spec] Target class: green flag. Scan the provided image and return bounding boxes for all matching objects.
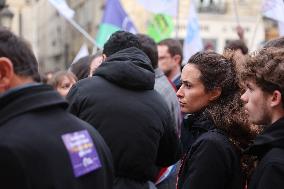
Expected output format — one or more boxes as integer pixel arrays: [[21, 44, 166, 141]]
[[147, 14, 174, 42], [95, 0, 137, 48]]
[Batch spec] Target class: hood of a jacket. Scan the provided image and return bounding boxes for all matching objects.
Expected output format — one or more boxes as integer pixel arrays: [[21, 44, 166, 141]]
[[0, 84, 67, 125], [95, 47, 155, 90], [245, 117, 284, 157]]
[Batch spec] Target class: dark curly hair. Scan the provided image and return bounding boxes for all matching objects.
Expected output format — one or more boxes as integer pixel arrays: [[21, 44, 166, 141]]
[[263, 37, 284, 48], [188, 51, 238, 101], [188, 51, 253, 141], [103, 31, 141, 57], [237, 47, 284, 181], [188, 51, 256, 179], [240, 47, 284, 108]]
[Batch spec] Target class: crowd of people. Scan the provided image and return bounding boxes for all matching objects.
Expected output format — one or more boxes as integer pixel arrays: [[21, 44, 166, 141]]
[[0, 26, 284, 189]]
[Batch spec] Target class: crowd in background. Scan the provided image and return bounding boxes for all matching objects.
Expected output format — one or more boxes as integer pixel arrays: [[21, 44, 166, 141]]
[[0, 25, 284, 189]]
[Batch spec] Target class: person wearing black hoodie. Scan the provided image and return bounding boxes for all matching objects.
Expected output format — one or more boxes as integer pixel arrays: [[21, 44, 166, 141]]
[[67, 31, 181, 189], [0, 27, 114, 189], [240, 47, 284, 189]]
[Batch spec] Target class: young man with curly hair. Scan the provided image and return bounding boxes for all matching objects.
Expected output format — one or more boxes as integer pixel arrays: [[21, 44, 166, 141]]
[[241, 47, 284, 189]]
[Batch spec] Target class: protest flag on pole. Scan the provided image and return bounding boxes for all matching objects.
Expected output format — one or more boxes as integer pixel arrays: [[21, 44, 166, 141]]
[[262, 0, 284, 36], [95, 0, 137, 48], [48, 0, 99, 48], [146, 14, 175, 42], [137, 0, 177, 17], [278, 22, 284, 36], [183, 0, 203, 62], [137, 0, 177, 42], [48, 0, 75, 19]]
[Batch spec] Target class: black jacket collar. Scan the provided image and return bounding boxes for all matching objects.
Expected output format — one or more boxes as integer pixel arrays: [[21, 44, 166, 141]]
[[245, 117, 284, 157], [0, 84, 67, 125], [184, 110, 215, 131]]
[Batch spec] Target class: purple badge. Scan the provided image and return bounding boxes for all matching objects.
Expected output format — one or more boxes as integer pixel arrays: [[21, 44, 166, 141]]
[[62, 130, 102, 177]]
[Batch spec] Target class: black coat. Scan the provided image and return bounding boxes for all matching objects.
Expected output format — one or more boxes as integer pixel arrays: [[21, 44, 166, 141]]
[[67, 47, 181, 184], [178, 112, 244, 189], [245, 117, 284, 189], [0, 84, 114, 189], [181, 112, 214, 154]]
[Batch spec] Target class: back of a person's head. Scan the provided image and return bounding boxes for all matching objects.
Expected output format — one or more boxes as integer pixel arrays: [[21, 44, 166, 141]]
[[136, 34, 158, 68], [103, 31, 141, 57], [0, 27, 40, 81], [263, 37, 284, 48], [224, 40, 248, 55], [158, 38, 183, 62], [69, 55, 91, 80]]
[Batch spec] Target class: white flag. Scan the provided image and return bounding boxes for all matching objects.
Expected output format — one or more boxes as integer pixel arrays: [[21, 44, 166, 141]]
[[72, 43, 89, 64], [262, 0, 284, 36], [183, 1, 203, 62], [137, 0, 178, 16], [278, 22, 284, 36], [262, 0, 284, 22], [48, 0, 75, 19]]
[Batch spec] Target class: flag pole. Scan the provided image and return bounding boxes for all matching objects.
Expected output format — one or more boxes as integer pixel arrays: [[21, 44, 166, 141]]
[[175, 0, 180, 39], [233, 0, 240, 26], [233, 0, 245, 42], [66, 18, 100, 49], [48, 0, 100, 49], [249, 15, 262, 51]]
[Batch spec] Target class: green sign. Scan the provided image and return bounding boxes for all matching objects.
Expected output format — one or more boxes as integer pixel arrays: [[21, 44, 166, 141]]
[[147, 14, 174, 42]]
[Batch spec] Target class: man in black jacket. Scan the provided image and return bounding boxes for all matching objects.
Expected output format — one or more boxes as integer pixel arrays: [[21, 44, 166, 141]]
[[67, 31, 181, 189], [241, 47, 284, 189], [136, 34, 181, 189], [0, 27, 114, 189]]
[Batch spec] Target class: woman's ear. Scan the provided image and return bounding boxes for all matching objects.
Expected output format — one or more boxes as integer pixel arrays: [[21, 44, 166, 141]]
[[0, 57, 14, 92], [208, 87, 222, 102]]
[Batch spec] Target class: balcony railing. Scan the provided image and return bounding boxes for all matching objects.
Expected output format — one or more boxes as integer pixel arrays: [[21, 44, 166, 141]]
[[197, 1, 228, 14]]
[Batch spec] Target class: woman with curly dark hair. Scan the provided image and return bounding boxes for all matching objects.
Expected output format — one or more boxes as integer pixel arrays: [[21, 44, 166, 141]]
[[176, 51, 255, 189]]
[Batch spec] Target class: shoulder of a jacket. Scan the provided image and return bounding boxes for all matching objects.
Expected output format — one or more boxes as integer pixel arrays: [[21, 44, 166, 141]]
[[194, 130, 230, 148], [261, 148, 284, 165], [77, 76, 101, 86], [254, 158, 284, 181], [74, 77, 104, 93]]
